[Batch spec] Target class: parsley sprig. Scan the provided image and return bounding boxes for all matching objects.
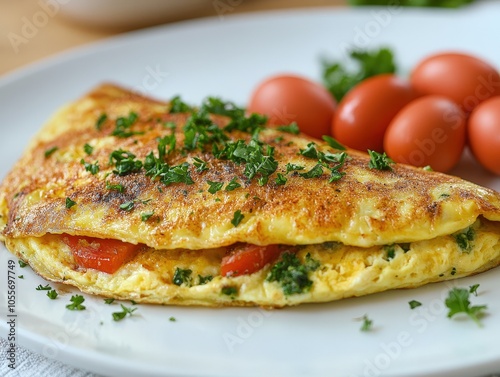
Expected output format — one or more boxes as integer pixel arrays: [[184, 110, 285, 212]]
[[445, 287, 487, 327]]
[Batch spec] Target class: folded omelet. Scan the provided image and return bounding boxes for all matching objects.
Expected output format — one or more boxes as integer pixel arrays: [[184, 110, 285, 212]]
[[2, 84, 500, 307]]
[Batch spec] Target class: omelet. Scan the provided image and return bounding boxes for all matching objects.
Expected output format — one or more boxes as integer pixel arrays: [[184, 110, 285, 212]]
[[1, 83, 500, 307]]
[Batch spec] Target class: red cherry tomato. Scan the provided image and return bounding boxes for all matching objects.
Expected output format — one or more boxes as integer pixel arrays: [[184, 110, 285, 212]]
[[332, 74, 417, 152], [411, 52, 500, 113], [63, 235, 141, 274], [247, 74, 336, 139], [221, 244, 282, 277], [467, 96, 500, 175], [384, 95, 466, 172]]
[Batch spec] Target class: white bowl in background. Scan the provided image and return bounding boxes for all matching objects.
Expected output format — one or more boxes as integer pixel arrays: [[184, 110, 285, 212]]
[[53, 0, 214, 29]]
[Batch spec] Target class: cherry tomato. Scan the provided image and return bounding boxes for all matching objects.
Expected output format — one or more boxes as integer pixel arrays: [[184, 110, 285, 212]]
[[411, 52, 500, 113], [332, 74, 417, 152], [247, 74, 336, 139], [467, 96, 500, 175], [63, 235, 141, 274], [384, 95, 466, 172], [221, 244, 282, 277]]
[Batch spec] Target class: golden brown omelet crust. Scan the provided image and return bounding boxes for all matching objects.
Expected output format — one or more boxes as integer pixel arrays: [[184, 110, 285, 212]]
[[2, 84, 500, 250], [2, 84, 500, 307]]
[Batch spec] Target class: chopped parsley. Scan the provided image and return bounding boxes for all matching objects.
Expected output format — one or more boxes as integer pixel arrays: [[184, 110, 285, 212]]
[[169, 316, 176, 322], [299, 164, 324, 179], [18, 260, 28, 268], [266, 252, 320, 295], [44, 146, 58, 158], [322, 135, 346, 151], [225, 177, 241, 191], [322, 47, 396, 102], [112, 304, 137, 321], [109, 149, 143, 176], [95, 113, 108, 130], [169, 95, 194, 113], [104, 298, 115, 304], [221, 286, 238, 296], [112, 111, 143, 138], [286, 163, 305, 174], [445, 287, 487, 327], [359, 315, 373, 332], [192, 157, 209, 173], [66, 295, 86, 311], [231, 210, 244, 227], [469, 284, 480, 297], [105, 181, 124, 192], [368, 150, 394, 170], [65, 197, 76, 209], [409, 300, 422, 309], [275, 173, 287, 185], [120, 201, 135, 211], [276, 122, 300, 135], [198, 275, 213, 285], [46, 289, 58, 300], [36, 284, 51, 291], [173, 268, 193, 286], [207, 180, 224, 194], [384, 244, 396, 260], [84, 143, 94, 155], [81, 159, 100, 175], [141, 211, 154, 221], [454, 227, 475, 252], [201, 97, 245, 120]]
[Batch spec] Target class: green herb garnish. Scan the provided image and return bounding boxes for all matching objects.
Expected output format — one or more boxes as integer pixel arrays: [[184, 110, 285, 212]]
[[221, 286, 238, 296], [193, 157, 209, 173], [207, 180, 224, 194], [169, 96, 194, 113], [66, 295, 86, 311], [299, 164, 324, 179], [109, 149, 143, 176], [104, 298, 115, 304], [18, 260, 28, 268], [95, 113, 108, 130], [44, 146, 58, 158], [231, 210, 244, 227], [469, 284, 480, 297], [322, 135, 346, 150], [445, 287, 487, 327], [36, 284, 51, 291], [141, 211, 154, 221], [368, 150, 394, 171], [81, 159, 100, 175], [120, 201, 135, 211], [112, 111, 143, 138], [266, 252, 320, 295], [105, 181, 125, 192], [225, 177, 241, 191], [275, 173, 287, 185], [84, 143, 94, 155], [322, 47, 396, 102], [360, 315, 373, 332], [455, 227, 475, 252], [112, 304, 137, 321], [173, 268, 193, 286], [409, 300, 422, 309], [46, 289, 58, 300], [277, 122, 300, 135], [198, 275, 213, 285], [65, 197, 76, 209]]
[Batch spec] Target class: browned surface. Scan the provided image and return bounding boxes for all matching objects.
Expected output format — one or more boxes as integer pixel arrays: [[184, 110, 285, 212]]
[[2, 84, 500, 251]]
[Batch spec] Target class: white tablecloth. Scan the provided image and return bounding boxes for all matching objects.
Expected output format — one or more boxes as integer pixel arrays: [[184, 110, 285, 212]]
[[0, 337, 101, 377]]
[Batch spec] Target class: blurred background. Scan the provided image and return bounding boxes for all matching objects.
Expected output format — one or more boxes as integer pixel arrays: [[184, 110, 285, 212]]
[[0, 0, 476, 77]]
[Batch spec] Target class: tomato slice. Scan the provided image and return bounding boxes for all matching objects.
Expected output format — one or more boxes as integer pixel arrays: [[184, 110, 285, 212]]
[[221, 244, 282, 277], [63, 235, 141, 274]]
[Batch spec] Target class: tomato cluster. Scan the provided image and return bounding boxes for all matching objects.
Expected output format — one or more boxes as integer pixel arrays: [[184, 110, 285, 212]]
[[247, 52, 500, 174]]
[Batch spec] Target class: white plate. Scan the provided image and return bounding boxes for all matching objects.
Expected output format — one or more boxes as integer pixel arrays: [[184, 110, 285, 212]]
[[2, 3, 500, 377]]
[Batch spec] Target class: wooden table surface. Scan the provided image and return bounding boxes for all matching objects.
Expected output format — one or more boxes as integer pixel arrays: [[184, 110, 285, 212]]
[[0, 0, 347, 77]]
